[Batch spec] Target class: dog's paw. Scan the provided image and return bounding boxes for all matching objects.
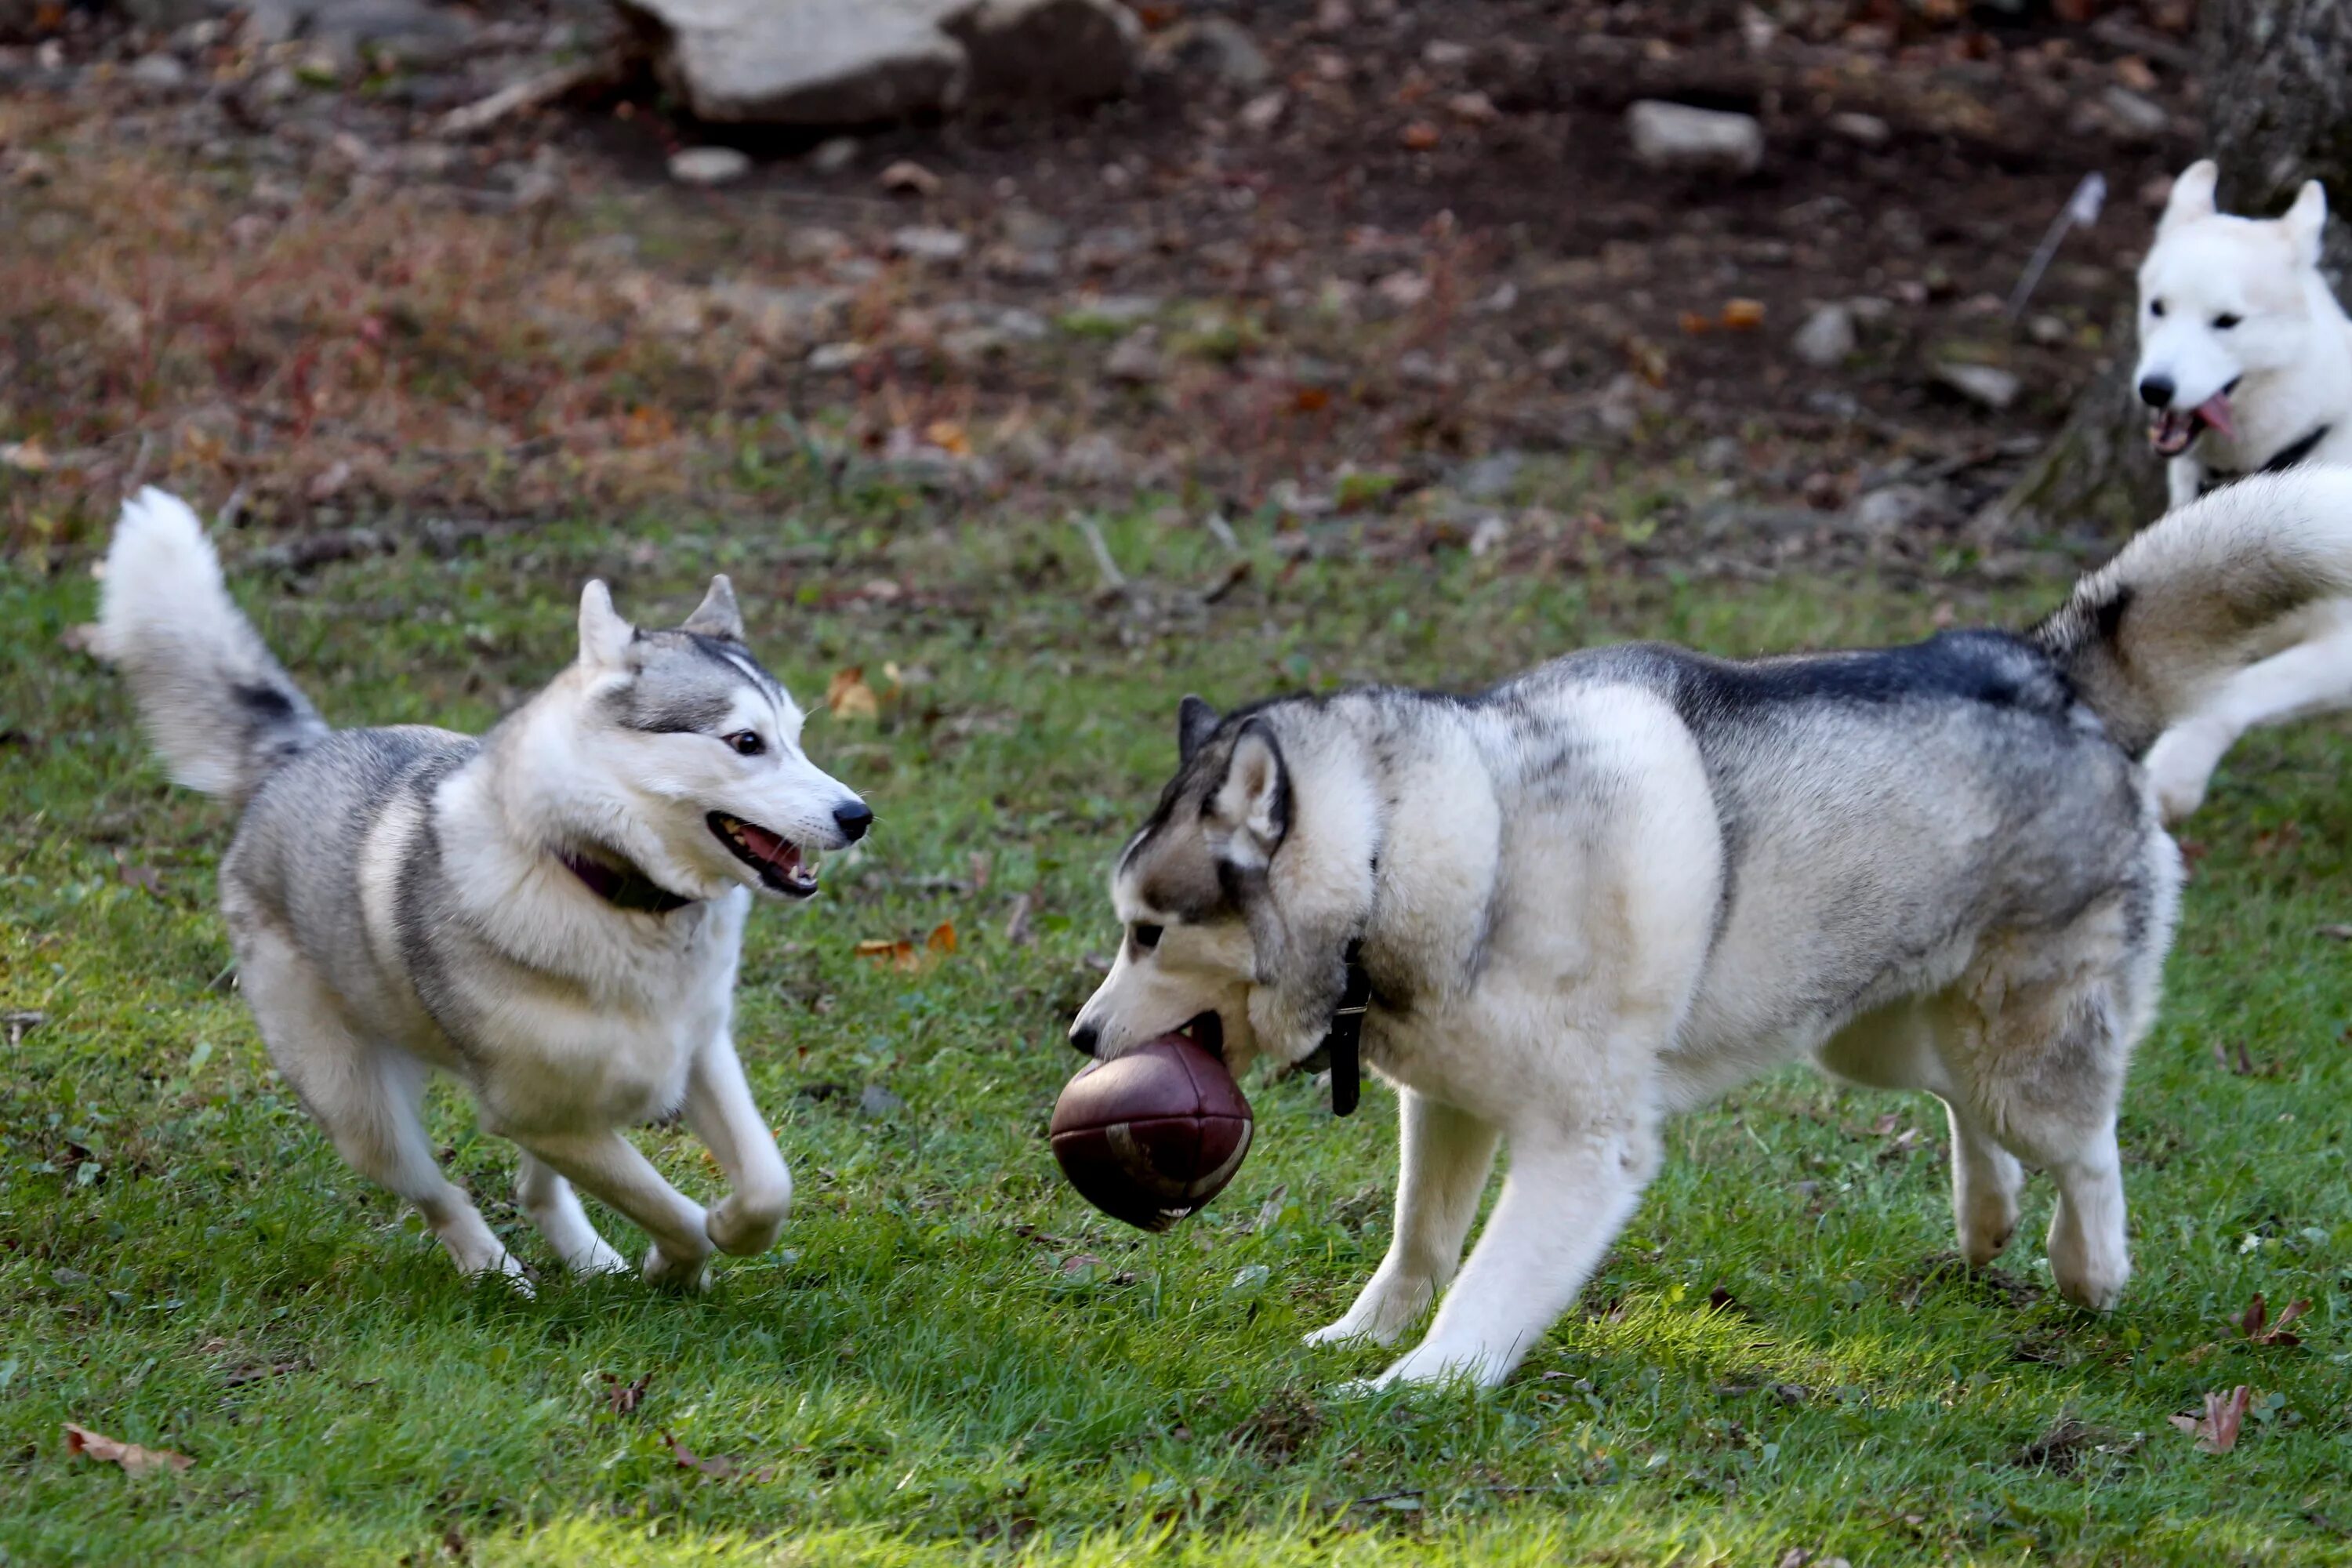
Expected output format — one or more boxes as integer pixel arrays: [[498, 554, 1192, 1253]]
[[641, 1242, 713, 1292], [705, 1192, 789, 1258], [2143, 722, 2227, 824], [1369, 1341, 1502, 1393], [1305, 1275, 1432, 1348], [568, 1239, 631, 1277]]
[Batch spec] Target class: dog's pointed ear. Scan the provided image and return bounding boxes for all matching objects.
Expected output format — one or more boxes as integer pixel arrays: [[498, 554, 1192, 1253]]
[[1178, 695, 1219, 764], [681, 574, 744, 642], [578, 580, 634, 671], [1214, 717, 1289, 862], [2159, 159, 2220, 234], [2284, 178, 2329, 265]]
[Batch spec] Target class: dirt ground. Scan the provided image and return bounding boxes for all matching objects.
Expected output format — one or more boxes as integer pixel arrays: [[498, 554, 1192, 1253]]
[[2, 1, 2203, 579]]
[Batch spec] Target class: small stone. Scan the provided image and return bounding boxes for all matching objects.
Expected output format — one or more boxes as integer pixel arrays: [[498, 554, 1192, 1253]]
[[1448, 90, 1499, 125], [1467, 515, 1508, 557], [669, 146, 751, 187], [1238, 89, 1287, 133], [1627, 100, 1763, 176], [1850, 483, 1942, 535], [1105, 329, 1166, 383], [1074, 226, 1146, 272], [2102, 85, 2169, 141], [1828, 111, 1889, 147], [1698, 435, 1744, 474], [809, 136, 858, 174], [891, 224, 970, 263], [1058, 432, 1130, 485], [1158, 15, 1269, 92], [880, 159, 941, 196], [1934, 361, 2020, 411], [857, 1083, 905, 1119], [1421, 38, 1470, 68], [1456, 449, 1523, 501], [2028, 312, 2070, 347], [808, 341, 868, 372], [126, 53, 191, 90], [1791, 303, 1857, 368]]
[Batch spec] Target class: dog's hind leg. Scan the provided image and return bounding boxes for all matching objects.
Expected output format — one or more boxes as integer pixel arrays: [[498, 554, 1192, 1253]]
[[515, 1154, 628, 1276], [239, 927, 519, 1280], [681, 1030, 792, 1258], [1368, 1112, 1661, 1391], [509, 1131, 713, 1289], [1307, 1091, 1500, 1349]]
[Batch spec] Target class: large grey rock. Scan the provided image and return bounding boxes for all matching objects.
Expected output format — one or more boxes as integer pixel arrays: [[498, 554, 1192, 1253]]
[[1627, 100, 1764, 176], [616, 0, 1136, 127]]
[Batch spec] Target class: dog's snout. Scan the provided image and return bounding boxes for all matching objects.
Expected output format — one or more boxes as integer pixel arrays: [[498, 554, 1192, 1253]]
[[833, 800, 873, 843], [2137, 374, 2176, 409], [1068, 1022, 1100, 1058]]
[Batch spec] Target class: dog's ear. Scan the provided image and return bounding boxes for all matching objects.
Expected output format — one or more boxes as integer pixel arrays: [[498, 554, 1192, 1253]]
[[577, 580, 634, 671], [681, 574, 744, 642], [1213, 717, 1289, 862], [1178, 695, 1219, 764], [2284, 178, 2329, 266], [2159, 159, 2220, 234]]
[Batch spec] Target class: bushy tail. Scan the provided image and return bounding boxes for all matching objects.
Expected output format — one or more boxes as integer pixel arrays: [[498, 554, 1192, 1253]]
[[95, 488, 328, 808], [2031, 468, 2352, 756]]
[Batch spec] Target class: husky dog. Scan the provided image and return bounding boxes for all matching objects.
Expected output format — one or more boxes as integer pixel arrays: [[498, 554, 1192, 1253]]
[[98, 489, 870, 1289], [1073, 470, 2352, 1392], [2132, 159, 2352, 818]]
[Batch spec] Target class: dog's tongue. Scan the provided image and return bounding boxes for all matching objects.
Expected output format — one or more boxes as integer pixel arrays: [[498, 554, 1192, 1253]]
[[2194, 390, 2235, 439], [737, 819, 800, 873]]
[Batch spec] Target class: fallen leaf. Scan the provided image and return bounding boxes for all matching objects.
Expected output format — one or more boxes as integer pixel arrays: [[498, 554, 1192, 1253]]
[[1678, 310, 1713, 336], [2252, 822, 2303, 858], [826, 667, 880, 721], [2169, 1385, 2252, 1454], [1447, 90, 1500, 125], [1399, 121, 1441, 150], [924, 419, 971, 456], [1721, 298, 1767, 330], [114, 852, 163, 896], [661, 1430, 738, 1479], [1292, 386, 1331, 412], [879, 160, 940, 196], [63, 1423, 192, 1475], [926, 920, 957, 955], [2235, 1294, 2311, 1348], [601, 1370, 652, 1414], [1058, 1253, 1105, 1276], [1, 438, 50, 471]]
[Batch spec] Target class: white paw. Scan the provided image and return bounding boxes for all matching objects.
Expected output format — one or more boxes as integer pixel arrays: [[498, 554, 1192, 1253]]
[[458, 1250, 535, 1297], [706, 1192, 789, 1258], [2143, 724, 2226, 824], [641, 1242, 713, 1292], [568, 1240, 631, 1277], [1305, 1276, 1432, 1349], [1368, 1341, 1500, 1392]]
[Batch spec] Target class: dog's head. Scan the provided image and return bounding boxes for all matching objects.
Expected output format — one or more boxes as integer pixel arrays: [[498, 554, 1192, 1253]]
[[1070, 695, 1375, 1079], [2135, 158, 2331, 457], [546, 575, 869, 904]]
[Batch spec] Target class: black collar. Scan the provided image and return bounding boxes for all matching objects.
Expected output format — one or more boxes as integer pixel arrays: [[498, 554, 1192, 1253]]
[[1312, 939, 1371, 1117], [2198, 422, 2332, 495], [558, 848, 696, 915]]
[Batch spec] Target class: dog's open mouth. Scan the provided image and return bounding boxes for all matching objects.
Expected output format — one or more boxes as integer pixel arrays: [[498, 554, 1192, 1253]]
[[1174, 1011, 1225, 1061], [707, 812, 819, 898], [2149, 384, 2238, 457]]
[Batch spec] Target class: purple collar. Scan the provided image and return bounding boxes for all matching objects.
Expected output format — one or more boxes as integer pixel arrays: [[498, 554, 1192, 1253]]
[[557, 848, 696, 915]]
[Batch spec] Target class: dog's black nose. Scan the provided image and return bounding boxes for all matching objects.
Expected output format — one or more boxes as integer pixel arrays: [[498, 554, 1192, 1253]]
[[2137, 374, 2176, 409], [1068, 1023, 1099, 1058], [833, 801, 873, 842]]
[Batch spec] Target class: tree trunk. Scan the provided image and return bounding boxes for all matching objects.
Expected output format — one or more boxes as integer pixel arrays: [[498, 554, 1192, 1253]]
[[1994, 0, 2352, 537]]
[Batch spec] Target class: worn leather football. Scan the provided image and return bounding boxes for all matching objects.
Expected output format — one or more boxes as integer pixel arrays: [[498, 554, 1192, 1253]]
[[1050, 1033, 1254, 1232]]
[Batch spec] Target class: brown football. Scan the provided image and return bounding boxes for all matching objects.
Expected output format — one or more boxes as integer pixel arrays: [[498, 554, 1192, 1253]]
[[1050, 1032, 1254, 1232]]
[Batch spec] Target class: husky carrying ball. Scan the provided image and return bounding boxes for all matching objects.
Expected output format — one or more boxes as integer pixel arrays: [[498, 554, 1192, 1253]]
[[1051, 1034, 1253, 1231]]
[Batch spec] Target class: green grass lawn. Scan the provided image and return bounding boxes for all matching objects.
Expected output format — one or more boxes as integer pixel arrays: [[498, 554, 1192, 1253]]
[[3, 473, 2349, 1566]]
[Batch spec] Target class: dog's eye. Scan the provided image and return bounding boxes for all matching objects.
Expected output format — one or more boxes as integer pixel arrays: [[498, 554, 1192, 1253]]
[[724, 731, 765, 757], [2150, 299, 2166, 318], [1132, 923, 1163, 951], [2213, 312, 2242, 330]]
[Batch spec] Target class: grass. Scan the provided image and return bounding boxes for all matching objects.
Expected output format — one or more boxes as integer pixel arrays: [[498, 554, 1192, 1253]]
[[2, 464, 2350, 1567]]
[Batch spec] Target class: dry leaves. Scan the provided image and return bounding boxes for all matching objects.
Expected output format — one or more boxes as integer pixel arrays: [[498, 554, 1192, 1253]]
[[855, 922, 958, 971], [2169, 1385, 2252, 1454], [601, 1370, 652, 1415], [2234, 1294, 2311, 1348], [826, 666, 881, 721], [63, 1423, 192, 1475]]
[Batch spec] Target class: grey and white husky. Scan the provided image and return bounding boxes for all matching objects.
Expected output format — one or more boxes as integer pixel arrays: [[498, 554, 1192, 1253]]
[[2132, 158, 2352, 819], [1074, 469, 2352, 1392], [98, 488, 870, 1289]]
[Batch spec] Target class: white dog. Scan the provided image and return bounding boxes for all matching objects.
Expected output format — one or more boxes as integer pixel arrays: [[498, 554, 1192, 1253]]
[[2132, 158, 2352, 818], [99, 489, 870, 1288]]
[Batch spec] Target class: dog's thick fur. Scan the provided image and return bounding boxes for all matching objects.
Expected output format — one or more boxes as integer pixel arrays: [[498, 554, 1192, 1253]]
[[2130, 158, 2352, 818], [100, 489, 869, 1287], [1076, 468, 2352, 1391]]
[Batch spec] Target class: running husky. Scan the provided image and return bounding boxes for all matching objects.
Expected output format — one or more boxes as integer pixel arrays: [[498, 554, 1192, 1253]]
[[2132, 158, 2352, 818], [98, 489, 870, 1289], [1073, 469, 2352, 1392]]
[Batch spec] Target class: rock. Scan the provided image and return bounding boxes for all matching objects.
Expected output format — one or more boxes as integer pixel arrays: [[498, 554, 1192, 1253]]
[[615, 0, 1136, 126], [1627, 100, 1763, 176], [125, 53, 192, 91], [122, 0, 235, 26], [1105, 328, 1165, 383], [1456, 449, 1523, 501], [1791, 303, 1856, 368], [1933, 361, 2020, 412], [1467, 515, 1509, 557], [668, 145, 751, 186], [999, 207, 1065, 250], [1697, 435, 1744, 474], [1058, 432, 1129, 485], [808, 340, 869, 372], [1421, 38, 1469, 69], [809, 136, 859, 173], [1154, 15, 1269, 92], [1238, 89, 1287, 133], [2101, 85, 2168, 141], [1849, 483, 1947, 536], [944, 0, 1137, 107], [706, 281, 850, 345], [891, 224, 969, 263], [307, 0, 474, 68], [857, 1083, 905, 1119], [879, 158, 941, 195], [985, 245, 1062, 281], [1073, 226, 1146, 272], [1828, 111, 1889, 147]]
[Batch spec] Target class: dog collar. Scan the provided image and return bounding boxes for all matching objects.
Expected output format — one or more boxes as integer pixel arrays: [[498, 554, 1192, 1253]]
[[1313, 939, 1371, 1117], [2198, 422, 2333, 495], [557, 849, 696, 915]]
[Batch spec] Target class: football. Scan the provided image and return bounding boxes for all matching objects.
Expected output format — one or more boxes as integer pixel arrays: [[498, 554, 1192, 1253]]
[[1050, 1033, 1254, 1232]]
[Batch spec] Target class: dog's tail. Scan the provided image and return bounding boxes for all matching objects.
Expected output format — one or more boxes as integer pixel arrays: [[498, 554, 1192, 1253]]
[[2031, 467, 2352, 754], [96, 488, 328, 808]]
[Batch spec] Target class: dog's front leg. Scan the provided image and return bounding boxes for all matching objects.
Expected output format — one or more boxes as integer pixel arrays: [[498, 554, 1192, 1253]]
[[683, 1030, 793, 1257], [2143, 618, 2352, 822], [510, 1130, 713, 1289], [2165, 456, 2201, 512], [1307, 1091, 1498, 1348], [1369, 1116, 1660, 1392]]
